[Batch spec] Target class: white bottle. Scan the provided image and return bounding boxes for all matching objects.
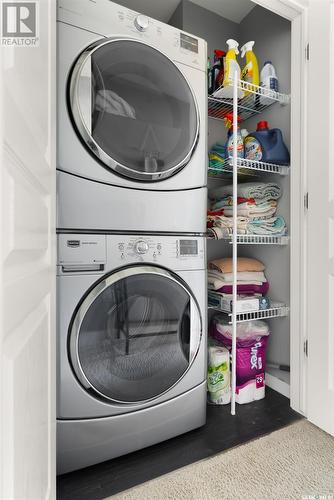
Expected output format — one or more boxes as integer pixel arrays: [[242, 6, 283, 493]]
[[241, 128, 249, 140], [260, 61, 279, 103]]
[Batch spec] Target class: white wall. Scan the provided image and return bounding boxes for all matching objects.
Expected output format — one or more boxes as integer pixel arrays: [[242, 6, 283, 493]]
[[0, 0, 56, 498]]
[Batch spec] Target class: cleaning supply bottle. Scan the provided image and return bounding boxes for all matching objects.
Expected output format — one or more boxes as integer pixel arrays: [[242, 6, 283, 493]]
[[211, 49, 226, 93], [241, 128, 249, 141], [241, 41, 260, 94], [213, 39, 243, 99], [260, 61, 279, 104], [223, 39, 241, 85], [215, 49, 226, 90], [244, 121, 290, 165], [224, 112, 244, 159], [208, 57, 213, 94], [260, 61, 278, 92]]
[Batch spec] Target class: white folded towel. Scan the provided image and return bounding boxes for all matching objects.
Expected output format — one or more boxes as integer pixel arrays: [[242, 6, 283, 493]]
[[208, 270, 267, 290]]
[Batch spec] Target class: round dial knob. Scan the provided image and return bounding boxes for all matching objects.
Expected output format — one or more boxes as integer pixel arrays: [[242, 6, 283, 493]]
[[134, 240, 149, 255], [134, 14, 149, 32]]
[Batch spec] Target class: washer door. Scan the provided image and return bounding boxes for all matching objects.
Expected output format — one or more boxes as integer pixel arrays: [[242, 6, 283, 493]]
[[69, 266, 202, 404], [69, 38, 199, 182]]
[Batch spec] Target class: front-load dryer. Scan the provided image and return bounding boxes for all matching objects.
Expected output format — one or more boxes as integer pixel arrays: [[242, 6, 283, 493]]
[[57, 233, 207, 474], [57, 0, 208, 233]]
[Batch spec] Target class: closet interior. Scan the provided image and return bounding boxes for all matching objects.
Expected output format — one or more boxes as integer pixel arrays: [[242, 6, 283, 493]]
[[170, 1, 292, 410]]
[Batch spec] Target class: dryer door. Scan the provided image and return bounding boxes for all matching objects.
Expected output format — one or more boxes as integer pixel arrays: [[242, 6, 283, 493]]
[[69, 38, 199, 182], [69, 266, 202, 404]]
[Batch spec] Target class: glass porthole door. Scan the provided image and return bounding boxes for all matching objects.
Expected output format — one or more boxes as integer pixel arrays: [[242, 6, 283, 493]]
[[69, 38, 199, 181], [69, 266, 202, 403]]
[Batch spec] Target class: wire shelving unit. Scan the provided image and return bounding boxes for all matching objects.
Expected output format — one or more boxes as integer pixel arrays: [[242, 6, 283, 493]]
[[208, 80, 290, 122], [208, 157, 290, 178], [207, 75, 291, 416], [207, 232, 289, 245], [208, 292, 289, 324]]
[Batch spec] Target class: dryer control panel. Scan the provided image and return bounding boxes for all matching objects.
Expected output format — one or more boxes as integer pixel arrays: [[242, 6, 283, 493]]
[[57, 0, 207, 72]]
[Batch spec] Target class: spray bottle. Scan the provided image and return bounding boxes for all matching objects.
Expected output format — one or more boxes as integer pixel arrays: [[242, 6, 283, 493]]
[[223, 39, 241, 86], [224, 112, 244, 159], [213, 49, 226, 91], [213, 40, 243, 98], [241, 41, 260, 95]]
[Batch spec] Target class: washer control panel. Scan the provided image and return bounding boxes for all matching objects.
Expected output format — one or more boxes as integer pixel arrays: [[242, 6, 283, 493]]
[[57, 234, 206, 273], [112, 235, 205, 270]]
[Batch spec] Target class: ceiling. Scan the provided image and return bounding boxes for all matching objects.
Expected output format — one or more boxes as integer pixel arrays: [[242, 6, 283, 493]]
[[112, 0, 256, 24], [189, 0, 255, 23]]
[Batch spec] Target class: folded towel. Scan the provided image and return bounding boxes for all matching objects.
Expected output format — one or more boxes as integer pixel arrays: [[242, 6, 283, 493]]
[[210, 270, 267, 283], [247, 216, 287, 236], [207, 215, 249, 234], [207, 227, 228, 240], [209, 182, 282, 202], [214, 282, 270, 295], [207, 215, 287, 238], [209, 257, 265, 273], [212, 197, 278, 219]]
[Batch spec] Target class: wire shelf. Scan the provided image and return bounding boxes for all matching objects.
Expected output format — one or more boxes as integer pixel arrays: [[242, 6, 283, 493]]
[[208, 157, 289, 178], [207, 232, 289, 245], [208, 293, 289, 323], [208, 80, 290, 122]]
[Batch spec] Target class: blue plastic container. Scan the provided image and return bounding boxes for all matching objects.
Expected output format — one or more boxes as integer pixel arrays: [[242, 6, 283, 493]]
[[244, 121, 290, 165]]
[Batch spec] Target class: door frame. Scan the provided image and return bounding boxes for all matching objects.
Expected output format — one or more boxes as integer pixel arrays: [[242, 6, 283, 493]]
[[252, 0, 309, 415]]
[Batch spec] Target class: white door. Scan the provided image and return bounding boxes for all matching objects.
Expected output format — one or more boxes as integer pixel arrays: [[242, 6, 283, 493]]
[[307, 0, 334, 436], [0, 0, 56, 498]]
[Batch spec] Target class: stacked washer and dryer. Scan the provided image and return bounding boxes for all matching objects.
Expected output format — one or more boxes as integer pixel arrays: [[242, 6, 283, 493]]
[[57, 0, 208, 474]]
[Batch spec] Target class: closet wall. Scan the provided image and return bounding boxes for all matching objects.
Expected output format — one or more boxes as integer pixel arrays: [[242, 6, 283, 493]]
[[169, 1, 292, 377], [239, 7, 291, 369]]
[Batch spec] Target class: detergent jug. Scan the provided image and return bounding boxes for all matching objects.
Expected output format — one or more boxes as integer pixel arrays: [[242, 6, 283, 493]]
[[244, 121, 290, 165]]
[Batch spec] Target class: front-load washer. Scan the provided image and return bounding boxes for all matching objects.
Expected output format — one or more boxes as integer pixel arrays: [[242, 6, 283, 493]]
[[57, 0, 207, 233], [57, 233, 207, 474]]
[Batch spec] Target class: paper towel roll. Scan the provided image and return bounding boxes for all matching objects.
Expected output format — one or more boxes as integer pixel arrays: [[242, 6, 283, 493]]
[[208, 346, 231, 405]]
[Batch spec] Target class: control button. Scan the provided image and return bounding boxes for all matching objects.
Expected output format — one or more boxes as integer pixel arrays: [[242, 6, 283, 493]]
[[134, 14, 149, 32], [153, 252, 157, 258], [118, 243, 124, 251], [157, 244, 162, 251], [121, 253, 125, 260], [134, 240, 149, 254]]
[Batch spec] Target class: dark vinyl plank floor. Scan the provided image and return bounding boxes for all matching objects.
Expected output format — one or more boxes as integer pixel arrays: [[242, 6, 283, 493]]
[[57, 388, 302, 500]]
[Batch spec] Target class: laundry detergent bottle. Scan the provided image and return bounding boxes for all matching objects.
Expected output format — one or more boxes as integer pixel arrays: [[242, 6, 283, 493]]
[[241, 41, 259, 94], [244, 121, 290, 165], [224, 112, 244, 159]]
